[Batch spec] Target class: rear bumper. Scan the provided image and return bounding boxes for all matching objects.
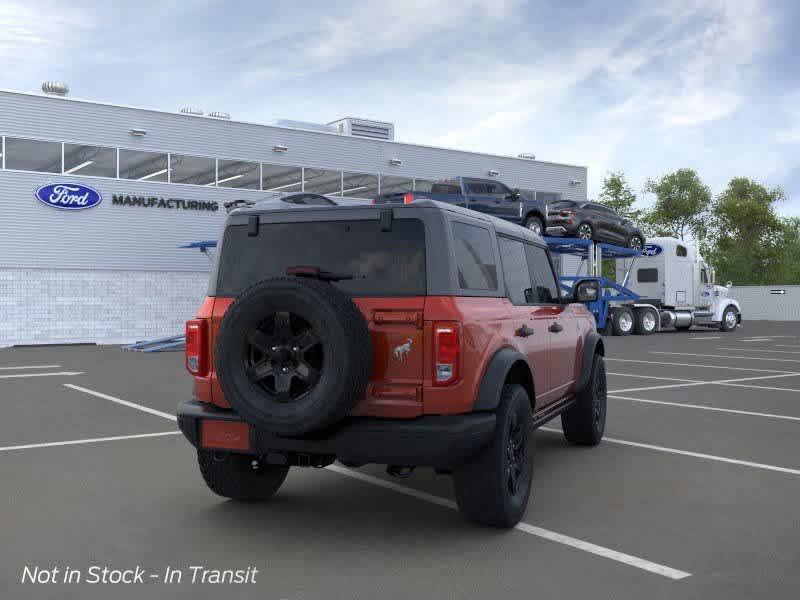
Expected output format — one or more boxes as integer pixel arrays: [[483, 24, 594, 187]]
[[177, 400, 496, 468]]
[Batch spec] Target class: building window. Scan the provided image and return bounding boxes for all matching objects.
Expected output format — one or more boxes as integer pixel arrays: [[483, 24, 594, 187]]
[[380, 175, 413, 196], [217, 159, 260, 189], [303, 167, 341, 195], [63, 143, 117, 177], [119, 149, 168, 182], [414, 178, 436, 192], [170, 154, 216, 186], [341, 171, 378, 198], [262, 163, 303, 192], [451, 222, 498, 290], [4, 137, 61, 173]]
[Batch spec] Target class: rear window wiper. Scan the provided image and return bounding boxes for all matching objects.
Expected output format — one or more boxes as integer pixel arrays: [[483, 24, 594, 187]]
[[286, 266, 365, 282]]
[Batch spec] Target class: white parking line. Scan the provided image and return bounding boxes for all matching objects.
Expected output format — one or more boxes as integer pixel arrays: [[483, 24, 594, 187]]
[[60, 383, 690, 580], [0, 364, 61, 370], [0, 431, 181, 453], [652, 351, 800, 363], [608, 372, 699, 383], [774, 344, 800, 349], [540, 427, 800, 476], [63, 384, 177, 421], [609, 372, 800, 394], [327, 464, 691, 580], [0, 371, 84, 379], [606, 358, 796, 374], [609, 394, 800, 422], [689, 336, 721, 340], [717, 347, 800, 355]]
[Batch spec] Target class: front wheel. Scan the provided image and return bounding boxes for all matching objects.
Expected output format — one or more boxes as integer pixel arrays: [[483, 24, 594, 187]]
[[562, 354, 606, 446], [197, 450, 289, 500], [524, 215, 544, 236], [453, 384, 534, 528], [720, 306, 739, 332]]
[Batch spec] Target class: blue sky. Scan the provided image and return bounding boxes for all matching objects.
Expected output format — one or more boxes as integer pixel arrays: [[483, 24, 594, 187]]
[[3, 0, 800, 213]]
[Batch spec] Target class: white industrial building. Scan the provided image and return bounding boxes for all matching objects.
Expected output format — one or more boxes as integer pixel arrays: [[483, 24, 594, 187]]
[[0, 84, 588, 346]]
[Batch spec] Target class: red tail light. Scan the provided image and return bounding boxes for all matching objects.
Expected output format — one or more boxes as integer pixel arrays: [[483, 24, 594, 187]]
[[433, 322, 460, 386], [185, 319, 209, 376], [403, 192, 414, 204]]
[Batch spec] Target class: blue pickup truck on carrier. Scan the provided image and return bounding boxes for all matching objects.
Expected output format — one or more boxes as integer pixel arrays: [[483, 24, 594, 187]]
[[375, 176, 549, 235]]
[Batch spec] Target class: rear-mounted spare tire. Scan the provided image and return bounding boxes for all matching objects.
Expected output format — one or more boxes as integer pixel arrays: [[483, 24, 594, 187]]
[[215, 277, 372, 436]]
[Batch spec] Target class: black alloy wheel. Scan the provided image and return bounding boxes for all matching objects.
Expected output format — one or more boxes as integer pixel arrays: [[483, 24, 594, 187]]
[[245, 311, 323, 403], [506, 412, 527, 496]]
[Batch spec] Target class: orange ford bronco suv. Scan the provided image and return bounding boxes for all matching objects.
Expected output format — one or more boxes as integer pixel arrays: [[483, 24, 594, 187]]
[[178, 199, 606, 527]]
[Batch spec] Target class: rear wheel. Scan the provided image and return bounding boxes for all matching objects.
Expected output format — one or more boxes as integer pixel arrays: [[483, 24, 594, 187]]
[[576, 222, 593, 240], [720, 306, 739, 332], [453, 384, 534, 528], [561, 354, 606, 446], [611, 306, 634, 336], [197, 450, 289, 500], [524, 215, 544, 236], [634, 307, 658, 335], [628, 235, 644, 250]]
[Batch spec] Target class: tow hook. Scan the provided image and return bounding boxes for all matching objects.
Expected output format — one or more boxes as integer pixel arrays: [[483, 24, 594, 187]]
[[386, 465, 415, 479]]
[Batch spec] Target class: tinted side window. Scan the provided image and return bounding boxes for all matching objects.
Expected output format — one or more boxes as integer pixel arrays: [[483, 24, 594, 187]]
[[452, 222, 498, 290], [637, 268, 659, 283], [430, 184, 461, 195], [465, 181, 487, 194], [676, 245, 688, 257], [524, 244, 560, 303], [499, 238, 533, 305]]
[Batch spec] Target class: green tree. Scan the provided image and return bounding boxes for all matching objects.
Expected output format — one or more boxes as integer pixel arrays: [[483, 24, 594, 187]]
[[643, 169, 711, 241], [598, 171, 640, 220], [706, 178, 786, 285]]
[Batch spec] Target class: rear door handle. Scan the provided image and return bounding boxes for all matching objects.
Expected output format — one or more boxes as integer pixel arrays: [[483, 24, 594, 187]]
[[549, 322, 563, 333], [515, 324, 534, 338]]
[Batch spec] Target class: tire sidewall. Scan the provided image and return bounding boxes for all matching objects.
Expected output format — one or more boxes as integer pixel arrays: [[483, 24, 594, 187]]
[[493, 386, 535, 519], [721, 306, 738, 332], [215, 278, 370, 435]]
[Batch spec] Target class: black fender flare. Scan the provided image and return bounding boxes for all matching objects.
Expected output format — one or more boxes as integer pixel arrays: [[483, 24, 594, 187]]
[[576, 331, 604, 393], [523, 210, 546, 226], [472, 347, 533, 412]]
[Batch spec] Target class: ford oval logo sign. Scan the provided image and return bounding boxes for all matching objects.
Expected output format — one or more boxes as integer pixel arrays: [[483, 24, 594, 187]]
[[35, 183, 102, 210], [642, 244, 663, 257]]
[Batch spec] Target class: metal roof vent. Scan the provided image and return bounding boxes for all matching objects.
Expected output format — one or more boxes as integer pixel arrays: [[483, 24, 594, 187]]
[[328, 117, 395, 141], [42, 81, 69, 96], [208, 111, 231, 120], [180, 106, 204, 116], [518, 152, 536, 160]]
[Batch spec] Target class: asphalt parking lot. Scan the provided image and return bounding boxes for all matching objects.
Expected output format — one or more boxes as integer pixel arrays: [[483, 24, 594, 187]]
[[2, 321, 800, 599]]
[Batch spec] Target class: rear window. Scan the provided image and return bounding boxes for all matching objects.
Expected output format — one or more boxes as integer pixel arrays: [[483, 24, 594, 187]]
[[452, 222, 498, 290], [431, 183, 461, 195], [217, 219, 426, 296]]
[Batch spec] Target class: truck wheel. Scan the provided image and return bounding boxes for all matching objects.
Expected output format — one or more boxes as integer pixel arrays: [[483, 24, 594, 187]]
[[453, 384, 534, 528], [720, 306, 739, 332], [561, 354, 606, 446], [524, 215, 544, 236], [215, 277, 372, 436], [611, 307, 634, 336], [576, 222, 593, 240], [634, 307, 658, 335], [197, 450, 289, 500]]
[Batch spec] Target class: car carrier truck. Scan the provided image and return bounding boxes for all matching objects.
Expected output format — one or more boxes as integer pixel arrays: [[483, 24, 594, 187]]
[[548, 236, 742, 335]]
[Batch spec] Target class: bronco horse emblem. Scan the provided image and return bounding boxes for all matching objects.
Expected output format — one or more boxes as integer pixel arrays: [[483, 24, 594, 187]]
[[392, 338, 413, 363]]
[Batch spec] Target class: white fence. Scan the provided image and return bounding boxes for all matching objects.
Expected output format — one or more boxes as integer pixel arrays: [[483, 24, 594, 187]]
[[728, 285, 800, 321]]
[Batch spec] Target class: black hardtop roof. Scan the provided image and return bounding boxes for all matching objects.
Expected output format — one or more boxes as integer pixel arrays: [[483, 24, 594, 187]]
[[229, 199, 544, 244]]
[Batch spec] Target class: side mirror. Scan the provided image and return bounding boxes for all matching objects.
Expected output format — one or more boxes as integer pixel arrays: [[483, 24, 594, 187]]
[[524, 288, 535, 303], [507, 188, 521, 200], [573, 279, 600, 303], [726, 281, 733, 289]]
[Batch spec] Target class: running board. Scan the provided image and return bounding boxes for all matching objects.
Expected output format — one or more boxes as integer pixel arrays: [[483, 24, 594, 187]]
[[532, 396, 576, 428]]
